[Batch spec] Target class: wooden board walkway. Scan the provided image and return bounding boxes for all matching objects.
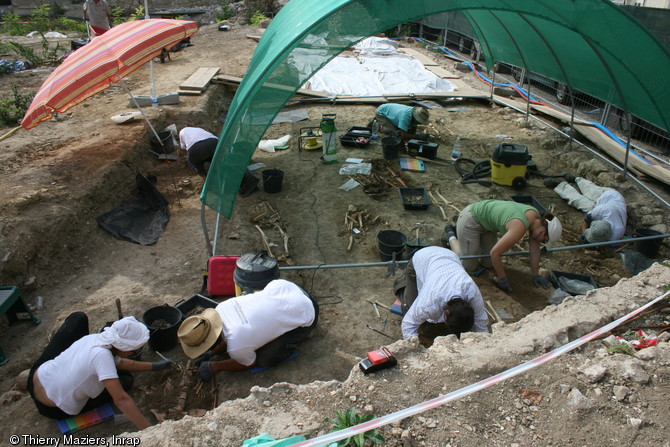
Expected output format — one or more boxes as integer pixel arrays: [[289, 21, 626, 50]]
[[179, 67, 221, 92]]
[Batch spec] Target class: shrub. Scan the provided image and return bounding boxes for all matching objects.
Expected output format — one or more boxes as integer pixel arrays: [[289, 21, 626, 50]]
[[249, 10, 269, 27], [0, 84, 35, 128], [325, 407, 385, 447], [216, 1, 237, 22]]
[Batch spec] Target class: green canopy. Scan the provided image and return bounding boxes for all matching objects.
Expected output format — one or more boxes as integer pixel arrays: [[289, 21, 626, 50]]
[[202, 0, 670, 217]]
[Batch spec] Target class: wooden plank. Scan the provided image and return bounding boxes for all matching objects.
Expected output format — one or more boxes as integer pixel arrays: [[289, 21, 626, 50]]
[[212, 74, 330, 98], [399, 47, 438, 66], [427, 65, 461, 79], [177, 89, 202, 96], [246, 34, 262, 42], [180, 67, 221, 91]]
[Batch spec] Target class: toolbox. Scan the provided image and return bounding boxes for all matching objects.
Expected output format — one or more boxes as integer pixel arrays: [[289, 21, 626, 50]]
[[407, 139, 438, 159], [339, 126, 372, 148], [490, 143, 531, 186], [207, 256, 239, 297]]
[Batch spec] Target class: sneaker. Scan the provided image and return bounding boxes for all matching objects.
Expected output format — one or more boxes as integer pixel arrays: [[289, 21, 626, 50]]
[[441, 224, 457, 247], [543, 177, 563, 188]]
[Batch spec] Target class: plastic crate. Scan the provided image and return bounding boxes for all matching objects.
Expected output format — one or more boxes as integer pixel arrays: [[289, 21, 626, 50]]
[[550, 271, 598, 296], [510, 194, 548, 215], [398, 187, 431, 210], [174, 294, 219, 320]]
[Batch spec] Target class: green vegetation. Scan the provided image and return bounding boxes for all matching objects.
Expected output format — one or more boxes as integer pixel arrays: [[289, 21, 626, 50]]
[[1, 5, 86, 36], [249, 10, 269, 27], [4, 38, 63, 67], [325, 408, 385, 447], [606, 340, 634, 356], [216, 1, 237, 22], [0, 84, 35, 128]]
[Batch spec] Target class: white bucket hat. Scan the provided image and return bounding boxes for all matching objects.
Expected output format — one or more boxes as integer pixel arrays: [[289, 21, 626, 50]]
[[583, 220, 612, 243], [546, 215, 563, 247]]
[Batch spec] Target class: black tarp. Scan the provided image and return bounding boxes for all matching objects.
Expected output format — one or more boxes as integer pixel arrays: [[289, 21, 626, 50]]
[[97, 174, 169, 245]]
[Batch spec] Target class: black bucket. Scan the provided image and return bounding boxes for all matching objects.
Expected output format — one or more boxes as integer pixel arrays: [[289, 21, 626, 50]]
[[381, 136, 404, 160], [142, 304, 183, 352], [234, 251, 280, 296], [150, 131, 176, 154], [377, 230, 407, 261], [634, 228, 662, 258], [262, 169, 284, 193]]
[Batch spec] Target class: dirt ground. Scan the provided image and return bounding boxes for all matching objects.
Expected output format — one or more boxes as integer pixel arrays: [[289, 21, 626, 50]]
[[0, 21, 669, 446]]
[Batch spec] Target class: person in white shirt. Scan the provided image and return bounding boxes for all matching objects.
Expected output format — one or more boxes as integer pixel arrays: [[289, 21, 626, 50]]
[[546, 176, 627, 243], [178, 127, 219, 176], [393, 246, 489, 342], [83, 0, 112, 37], [178, 279, 318, 380], [28, 313, 173, 429]]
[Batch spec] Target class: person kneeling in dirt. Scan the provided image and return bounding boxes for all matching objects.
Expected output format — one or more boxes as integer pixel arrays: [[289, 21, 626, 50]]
[[544, 176, 627, 244], [178, 279, 318, 381], [394, 246, 489, 343], [373, 104, 431, 142], [442, 199, 562, 292], [28, 312, 173, 430], [178, 126, 219, 176]]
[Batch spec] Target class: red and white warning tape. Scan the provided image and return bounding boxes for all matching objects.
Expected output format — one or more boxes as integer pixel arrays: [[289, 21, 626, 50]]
[[290, 289, 670, 447]]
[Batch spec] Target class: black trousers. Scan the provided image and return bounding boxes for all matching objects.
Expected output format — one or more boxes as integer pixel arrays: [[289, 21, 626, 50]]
[[255, 293, 320, 368], [27, 312, 133, 419], [187, 138, 218, 175]]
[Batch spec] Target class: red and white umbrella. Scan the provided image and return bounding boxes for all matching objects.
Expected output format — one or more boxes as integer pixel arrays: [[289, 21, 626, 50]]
[[21, 19, 198, 133]]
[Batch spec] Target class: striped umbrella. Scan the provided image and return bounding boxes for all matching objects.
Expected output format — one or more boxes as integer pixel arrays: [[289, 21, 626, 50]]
[[21, 19, 198, 131]]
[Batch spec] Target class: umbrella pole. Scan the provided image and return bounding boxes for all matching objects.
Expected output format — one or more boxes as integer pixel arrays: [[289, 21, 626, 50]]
[[119, 79, 181, 206]]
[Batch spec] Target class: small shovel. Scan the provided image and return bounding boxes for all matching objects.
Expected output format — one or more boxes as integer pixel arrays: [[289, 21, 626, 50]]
[[406, 228, 428, 258]]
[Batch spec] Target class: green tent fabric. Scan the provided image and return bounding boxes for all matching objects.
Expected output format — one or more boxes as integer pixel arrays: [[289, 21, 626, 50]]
[[202, 0, 670, 217]]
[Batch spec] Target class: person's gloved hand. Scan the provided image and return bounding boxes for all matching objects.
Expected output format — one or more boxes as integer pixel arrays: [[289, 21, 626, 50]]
[[198, 361, 215, 381], [532, 275, 552, 289], [151, 359, 174, 371], [194, 350, 214, 366], [495, 277, 511, 292]]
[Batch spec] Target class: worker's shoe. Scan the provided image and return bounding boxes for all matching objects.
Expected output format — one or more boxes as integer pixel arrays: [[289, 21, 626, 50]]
[[564, 174, 577, 183], [198, 361, 215, 381], [543, 177, 563, 189], [441, 224, 457, 247]]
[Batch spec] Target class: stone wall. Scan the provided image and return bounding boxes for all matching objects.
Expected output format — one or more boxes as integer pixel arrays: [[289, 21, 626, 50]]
[[10, 0, 221, 18]]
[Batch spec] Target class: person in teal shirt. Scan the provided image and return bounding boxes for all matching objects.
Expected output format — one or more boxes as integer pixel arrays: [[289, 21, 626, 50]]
[[442, 199, 562, 292], [374, 104, 430, 141]]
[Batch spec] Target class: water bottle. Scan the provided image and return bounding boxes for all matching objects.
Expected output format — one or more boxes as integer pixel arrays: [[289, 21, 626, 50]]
[[451, 135, 462, 160], [320, 114, 338, 164], [151, 96, 158, 108], [371, 120, 379, 140]]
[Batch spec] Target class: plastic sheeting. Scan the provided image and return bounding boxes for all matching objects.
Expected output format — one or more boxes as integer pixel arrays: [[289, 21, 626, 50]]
[[201, 0, 670, 218], [97, 174, 170, 246]]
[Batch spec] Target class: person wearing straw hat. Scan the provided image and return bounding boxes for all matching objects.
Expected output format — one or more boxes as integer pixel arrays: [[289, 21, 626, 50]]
[[373, 104, 431, 142], [28, 312, 173, 429], [178, 279, 318, 381], [393, 246, 489, 343], [442, 199, 562, 292]]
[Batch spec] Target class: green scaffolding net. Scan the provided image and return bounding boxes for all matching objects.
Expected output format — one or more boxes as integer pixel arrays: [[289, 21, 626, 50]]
[[202, 0, 670, 218]]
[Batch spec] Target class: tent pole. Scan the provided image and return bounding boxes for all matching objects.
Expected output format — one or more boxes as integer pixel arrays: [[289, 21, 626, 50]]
[[200, 202, 213, 257], [144, 0, 157, 105], [212, 211, 222, 256]]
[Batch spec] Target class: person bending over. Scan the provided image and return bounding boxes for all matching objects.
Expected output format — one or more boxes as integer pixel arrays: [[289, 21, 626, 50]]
[[394, 246, 489, 342], [442, 199, 562, 292], [374, 104, 430, 142], [28, 313, 173, 430], [178, 126, 219, 176], [178, 279, 318, 380]]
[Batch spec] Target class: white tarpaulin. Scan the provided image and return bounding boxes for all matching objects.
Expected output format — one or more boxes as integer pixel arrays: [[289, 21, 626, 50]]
[[307, 37, 456, 96]]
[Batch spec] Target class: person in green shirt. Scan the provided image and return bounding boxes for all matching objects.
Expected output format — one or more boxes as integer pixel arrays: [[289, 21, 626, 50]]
[[442, 199, 562, 291]]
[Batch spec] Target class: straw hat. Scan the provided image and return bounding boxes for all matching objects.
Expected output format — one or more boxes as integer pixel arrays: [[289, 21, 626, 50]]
[[412, 107, 430, 124], [177, 308, 223, 359]]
